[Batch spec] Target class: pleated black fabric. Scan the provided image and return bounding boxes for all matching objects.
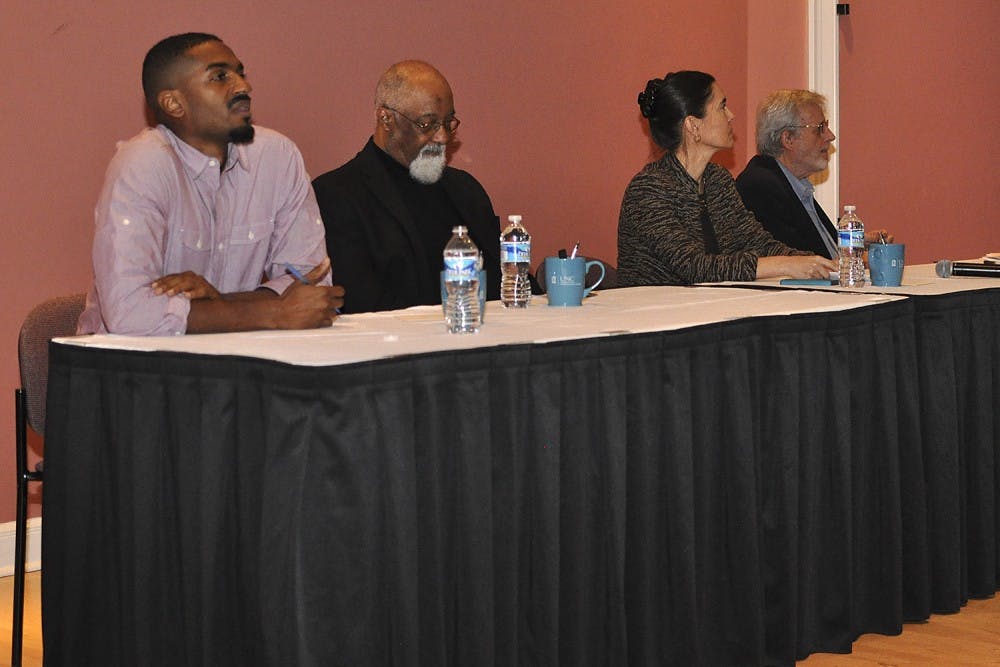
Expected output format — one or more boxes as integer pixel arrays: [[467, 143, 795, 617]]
[[41, 292, 1000, 667]]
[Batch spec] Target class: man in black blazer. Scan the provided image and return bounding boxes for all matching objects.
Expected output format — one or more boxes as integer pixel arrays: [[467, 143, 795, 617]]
[[735, 90, 842, 259], [736, 91, 892, 260], [312, 61, 501, 313]]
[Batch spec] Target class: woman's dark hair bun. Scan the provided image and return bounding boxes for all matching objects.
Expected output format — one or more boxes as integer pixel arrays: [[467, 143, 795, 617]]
[[638, 79, 661, 118]]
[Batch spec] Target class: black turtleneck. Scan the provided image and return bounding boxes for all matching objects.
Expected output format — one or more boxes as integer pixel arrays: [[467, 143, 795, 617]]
[[373, 144, 464, 304]]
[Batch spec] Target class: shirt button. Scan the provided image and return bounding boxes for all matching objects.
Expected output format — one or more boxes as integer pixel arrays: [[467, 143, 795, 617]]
[[208, 159, 218, 167], [218, 243, 224, 250], [248, 231, 255, 240], [122, 218, 131, 226]]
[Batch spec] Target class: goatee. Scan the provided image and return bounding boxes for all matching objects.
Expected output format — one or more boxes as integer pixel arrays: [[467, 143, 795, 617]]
[[409, 143, 446, 184], [229, 123, 255, 144]]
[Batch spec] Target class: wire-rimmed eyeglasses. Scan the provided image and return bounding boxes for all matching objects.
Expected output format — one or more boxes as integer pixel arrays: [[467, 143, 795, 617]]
[[383, 106, 461, 136], [787, 120, 831, 136]]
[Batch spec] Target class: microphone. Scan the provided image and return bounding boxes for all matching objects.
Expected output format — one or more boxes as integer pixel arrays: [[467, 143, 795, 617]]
[[935, 259, 1000, 278]]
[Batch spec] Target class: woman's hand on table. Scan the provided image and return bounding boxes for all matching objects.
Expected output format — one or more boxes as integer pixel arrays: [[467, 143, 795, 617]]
[[756, 255, 839, 281]]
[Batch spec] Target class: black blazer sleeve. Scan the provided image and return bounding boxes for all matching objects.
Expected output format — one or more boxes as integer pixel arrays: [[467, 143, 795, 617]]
[[312, 168, 401, 313]]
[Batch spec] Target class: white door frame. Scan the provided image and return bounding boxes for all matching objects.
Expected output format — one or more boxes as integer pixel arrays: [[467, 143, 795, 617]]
[[809, 0, 841, 218]]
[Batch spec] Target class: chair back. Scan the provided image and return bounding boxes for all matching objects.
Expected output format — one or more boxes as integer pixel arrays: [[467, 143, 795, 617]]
[[18, 294, 87, 435]]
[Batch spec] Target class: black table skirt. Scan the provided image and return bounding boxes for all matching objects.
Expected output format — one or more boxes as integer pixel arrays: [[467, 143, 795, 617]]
[[41, 295, 999, 666]]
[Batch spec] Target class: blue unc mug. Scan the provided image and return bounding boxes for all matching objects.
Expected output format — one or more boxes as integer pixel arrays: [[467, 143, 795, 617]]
[[545, 257, 605, 306], [868, 243, 905, 287]]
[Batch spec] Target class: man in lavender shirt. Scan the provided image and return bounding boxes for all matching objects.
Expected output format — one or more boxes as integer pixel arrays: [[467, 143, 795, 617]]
[[78, 33, 344, 335]]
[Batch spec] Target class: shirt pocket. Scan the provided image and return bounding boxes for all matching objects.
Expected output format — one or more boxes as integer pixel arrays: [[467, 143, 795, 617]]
[[230, 219, 275, 246], [180, 224, 212, 254]]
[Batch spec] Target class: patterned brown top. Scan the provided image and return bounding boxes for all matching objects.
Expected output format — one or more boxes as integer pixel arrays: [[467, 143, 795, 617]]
[[617, 153, 806, 286]]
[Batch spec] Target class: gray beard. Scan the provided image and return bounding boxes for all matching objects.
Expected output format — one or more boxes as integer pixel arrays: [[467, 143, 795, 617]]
[[409, 144, 446, 184]]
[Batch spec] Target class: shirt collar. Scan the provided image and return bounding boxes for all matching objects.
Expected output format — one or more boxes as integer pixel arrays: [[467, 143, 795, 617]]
[[158, 124, 249, 179], [775, 158, 814, 204], [371, 136, 410, 176]]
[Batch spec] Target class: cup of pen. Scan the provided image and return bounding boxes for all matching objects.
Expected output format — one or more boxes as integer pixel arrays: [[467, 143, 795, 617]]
[[544, 257, 605, 306], [868, 243, 905, 287]]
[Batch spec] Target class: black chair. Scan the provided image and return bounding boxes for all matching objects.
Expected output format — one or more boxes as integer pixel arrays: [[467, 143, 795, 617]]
[[534, 256, 618, 293], [13, 293, 87, 667]]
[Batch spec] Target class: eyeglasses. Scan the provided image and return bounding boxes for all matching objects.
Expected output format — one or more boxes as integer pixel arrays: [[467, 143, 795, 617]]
[[383, 106, 460, 136], [787, 120, 831, 136]]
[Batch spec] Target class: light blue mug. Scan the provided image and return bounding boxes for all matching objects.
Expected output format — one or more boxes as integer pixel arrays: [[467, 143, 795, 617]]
[[869, 243, 905, 287], [545, 257, 605, 306]]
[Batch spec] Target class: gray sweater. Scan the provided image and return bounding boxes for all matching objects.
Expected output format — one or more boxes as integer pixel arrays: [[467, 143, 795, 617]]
[[617, 153, 805, 286]]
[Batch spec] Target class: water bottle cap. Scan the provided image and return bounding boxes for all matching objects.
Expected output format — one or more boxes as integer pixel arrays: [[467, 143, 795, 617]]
[[843, 205, 856, 212], [452, 225, 468, 235], [508, 214, 522, 224]]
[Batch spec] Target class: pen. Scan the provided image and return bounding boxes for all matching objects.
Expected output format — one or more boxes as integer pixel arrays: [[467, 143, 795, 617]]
[[286, 263, 342, 313], [570, 242, 580, 259], [285, 263, 311, 284]]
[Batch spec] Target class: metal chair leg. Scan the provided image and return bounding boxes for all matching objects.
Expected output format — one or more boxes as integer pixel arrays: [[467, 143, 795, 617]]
[[12, 389, 28, 667], [12, 473, 28, 667]]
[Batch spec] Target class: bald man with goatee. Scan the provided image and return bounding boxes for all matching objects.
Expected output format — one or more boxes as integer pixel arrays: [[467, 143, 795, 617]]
[[312, 60, 501, 314]]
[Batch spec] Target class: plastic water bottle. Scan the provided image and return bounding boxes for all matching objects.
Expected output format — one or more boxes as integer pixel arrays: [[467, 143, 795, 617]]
[[443, 226, 481, 333], [838, 204, 865, 287], [500, 214, 531, 308]]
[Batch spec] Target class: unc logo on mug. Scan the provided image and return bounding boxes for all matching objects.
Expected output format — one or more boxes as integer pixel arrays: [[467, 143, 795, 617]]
[[545, 257, 605, 306], [553, 274, 577, 287]]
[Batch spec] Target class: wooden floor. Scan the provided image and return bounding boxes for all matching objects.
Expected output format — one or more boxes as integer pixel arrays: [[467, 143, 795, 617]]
[[0, 571, 42, 667], [798, 595, 1000, 666], [0, 571, 994, 666]]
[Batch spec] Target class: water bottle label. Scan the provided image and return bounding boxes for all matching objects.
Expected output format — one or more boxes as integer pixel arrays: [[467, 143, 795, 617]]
[[501, 241, 530, 263], [444, 256, 478, 281], [838, 229, 864, 249]]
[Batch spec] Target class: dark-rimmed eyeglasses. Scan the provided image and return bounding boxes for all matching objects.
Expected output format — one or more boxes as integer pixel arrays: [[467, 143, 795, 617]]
[[383, 106, 460, 136], [787, 120, 831, 136]]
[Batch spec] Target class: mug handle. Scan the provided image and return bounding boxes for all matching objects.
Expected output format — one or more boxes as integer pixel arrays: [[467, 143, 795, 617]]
[[582, 260, 605, 296]]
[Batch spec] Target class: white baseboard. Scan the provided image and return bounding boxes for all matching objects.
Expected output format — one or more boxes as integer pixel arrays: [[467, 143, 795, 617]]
[[0, 518, 42, 577]]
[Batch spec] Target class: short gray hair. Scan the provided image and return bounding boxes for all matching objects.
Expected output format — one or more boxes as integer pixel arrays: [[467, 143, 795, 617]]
[[755, 89, 827, 157]]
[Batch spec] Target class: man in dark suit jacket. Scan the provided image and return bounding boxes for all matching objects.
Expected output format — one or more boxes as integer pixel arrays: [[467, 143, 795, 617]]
[[735, 90, 890, 259], [735, 90, 840, 259], [312, 61, 501, 313]]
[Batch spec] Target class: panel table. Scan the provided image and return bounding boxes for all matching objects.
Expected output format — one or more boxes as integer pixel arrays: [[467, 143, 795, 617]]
[[40, 284, 995, 666]]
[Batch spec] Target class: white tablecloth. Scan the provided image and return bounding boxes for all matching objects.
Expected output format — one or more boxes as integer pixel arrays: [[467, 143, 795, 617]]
[[732, 261, 1000, 296], [54, 285, 902, 367]]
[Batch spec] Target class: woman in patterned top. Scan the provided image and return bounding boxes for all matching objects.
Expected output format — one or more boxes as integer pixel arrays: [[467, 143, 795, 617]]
[[617, 71, 838, 286]]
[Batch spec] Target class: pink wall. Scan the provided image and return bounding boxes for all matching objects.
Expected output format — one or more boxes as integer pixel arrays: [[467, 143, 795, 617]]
[[839, 1, 1000, 264]]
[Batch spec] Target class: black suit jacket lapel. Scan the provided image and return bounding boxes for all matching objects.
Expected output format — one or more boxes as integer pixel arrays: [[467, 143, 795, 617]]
[[440, 170, 501, 273], [761, 156, 833, 256], [813, 199, 837, 242]]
